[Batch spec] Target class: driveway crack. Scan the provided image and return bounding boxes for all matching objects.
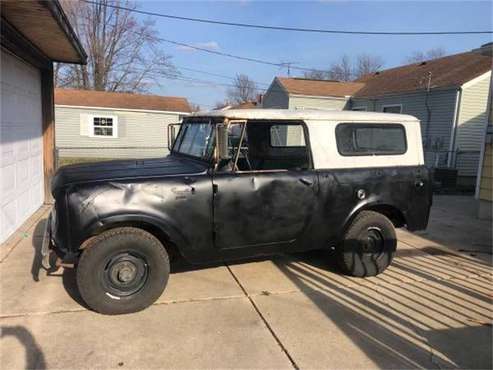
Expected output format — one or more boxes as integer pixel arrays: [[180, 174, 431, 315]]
[[225, 264, 299, 370]]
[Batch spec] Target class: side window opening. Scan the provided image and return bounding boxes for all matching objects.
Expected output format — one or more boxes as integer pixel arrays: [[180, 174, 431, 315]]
[[218, 121, 310, 172], [219, 122, 252, 172], [336, 123, 407, 156], [246, 122, 309, 171]]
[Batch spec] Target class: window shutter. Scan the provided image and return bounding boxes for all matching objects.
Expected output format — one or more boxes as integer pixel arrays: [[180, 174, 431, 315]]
[[80, 113, 91, 136], [112, 116, 119, 138]]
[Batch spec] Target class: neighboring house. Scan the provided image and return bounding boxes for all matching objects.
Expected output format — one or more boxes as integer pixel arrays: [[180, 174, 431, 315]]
[[350, 47, 491, 187], [54, 89, 191, 161], [262, 45, 491, 187], [0, 1, 86, 243], [474, 44, 493, 219], [477, 122, 492, 219], [262, 77, 364, 110]]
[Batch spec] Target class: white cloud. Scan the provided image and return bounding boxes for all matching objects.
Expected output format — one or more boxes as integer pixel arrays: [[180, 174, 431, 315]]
[[177, 41, 220, 52]]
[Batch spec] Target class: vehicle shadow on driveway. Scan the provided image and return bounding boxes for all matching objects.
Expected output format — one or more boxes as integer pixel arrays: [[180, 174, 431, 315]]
[[274, 247, 492, 369]]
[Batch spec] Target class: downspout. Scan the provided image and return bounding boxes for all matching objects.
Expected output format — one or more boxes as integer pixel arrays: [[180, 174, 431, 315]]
[[424, 72, 433, 148], [447, 88, 462, 167]]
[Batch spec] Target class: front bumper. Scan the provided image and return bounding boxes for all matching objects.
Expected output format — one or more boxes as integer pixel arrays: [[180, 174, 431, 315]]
[[41, 211, 53, 269]]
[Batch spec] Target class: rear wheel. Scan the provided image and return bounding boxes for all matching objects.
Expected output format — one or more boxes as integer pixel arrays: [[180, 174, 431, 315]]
[[76, 227, 169, 315], [337, 211, 396, 277]]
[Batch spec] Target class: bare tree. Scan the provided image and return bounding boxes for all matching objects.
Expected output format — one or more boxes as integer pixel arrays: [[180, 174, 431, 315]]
[[226, 74, 258, 104], [354, 54, 384, 79], [406, 47, 447, 63], [190, 103, 201, 112], [303, 70, 330, 80], [302, 54, 384, 81], [328, 55, 353, 81], [214, 100, 231, 110], [56, 0, 175, 92]]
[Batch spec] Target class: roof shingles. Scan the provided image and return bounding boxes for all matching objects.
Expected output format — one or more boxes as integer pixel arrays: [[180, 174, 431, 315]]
[[354, 51, 492, 98], [55, 88, 191, 113], [273, 51, 491, 100], [276, 77, 365, 98]]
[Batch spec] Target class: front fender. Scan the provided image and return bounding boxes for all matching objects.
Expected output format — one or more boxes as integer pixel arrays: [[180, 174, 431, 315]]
[[83, 213, 190, 255], [63, 177, 214, 263]]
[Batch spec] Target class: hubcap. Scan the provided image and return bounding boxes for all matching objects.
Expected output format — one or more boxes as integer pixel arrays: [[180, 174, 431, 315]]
[[362, 227, 384, 254], [103, 252, 149, 297]]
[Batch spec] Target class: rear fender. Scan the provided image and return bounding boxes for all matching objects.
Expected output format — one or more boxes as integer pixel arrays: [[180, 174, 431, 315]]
[[341, 199, 407, 238]]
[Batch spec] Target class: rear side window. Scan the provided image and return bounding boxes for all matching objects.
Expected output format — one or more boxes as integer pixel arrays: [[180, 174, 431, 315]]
[[336, 123, 407, 156], [270, 124, 306, 147]]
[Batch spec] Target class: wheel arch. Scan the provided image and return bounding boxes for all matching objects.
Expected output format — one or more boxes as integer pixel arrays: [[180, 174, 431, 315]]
[[82, 214, 189, 260], [364, 204, 407, 228], [341, 202, 407, 238]]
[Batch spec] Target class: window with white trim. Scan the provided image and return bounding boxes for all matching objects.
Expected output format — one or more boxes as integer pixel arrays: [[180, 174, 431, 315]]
[[90, 115, 118, 138], [382, 105, 402, 114]]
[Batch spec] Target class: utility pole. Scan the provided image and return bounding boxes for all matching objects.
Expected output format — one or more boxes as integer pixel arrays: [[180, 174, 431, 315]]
[[279, 61, 297, 77]]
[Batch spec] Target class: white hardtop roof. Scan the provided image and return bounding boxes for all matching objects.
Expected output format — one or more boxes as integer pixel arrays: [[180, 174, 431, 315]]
[[191, 109, 419, 122]]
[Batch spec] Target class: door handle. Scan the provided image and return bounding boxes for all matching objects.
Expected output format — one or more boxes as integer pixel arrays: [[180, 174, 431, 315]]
[[415, 180, 424, 188], [299, 177, 313, 186]]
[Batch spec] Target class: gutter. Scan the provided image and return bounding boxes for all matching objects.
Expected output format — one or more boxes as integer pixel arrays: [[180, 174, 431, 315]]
[[289, 93, 348, 101], [55, 104, 191, 116], [447, 88, 462, 167]]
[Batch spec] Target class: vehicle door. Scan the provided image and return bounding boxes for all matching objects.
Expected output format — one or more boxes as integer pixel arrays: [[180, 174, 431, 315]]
[[212, 120, 318, 251]]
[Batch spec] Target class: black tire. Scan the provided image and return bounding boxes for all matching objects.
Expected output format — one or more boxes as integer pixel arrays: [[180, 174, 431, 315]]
[[337, 211, 396, 277], [76, 227, 169, 315]]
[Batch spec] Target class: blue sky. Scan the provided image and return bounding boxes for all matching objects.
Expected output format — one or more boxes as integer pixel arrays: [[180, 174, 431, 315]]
[[137, 0, 493, 109]]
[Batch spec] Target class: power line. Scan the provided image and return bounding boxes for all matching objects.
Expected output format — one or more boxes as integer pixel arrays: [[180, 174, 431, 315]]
[[76, 17, 326, 74], [81, 0, 493, 35], [151, 35, 324, 74], [174, 64, 270, 86]]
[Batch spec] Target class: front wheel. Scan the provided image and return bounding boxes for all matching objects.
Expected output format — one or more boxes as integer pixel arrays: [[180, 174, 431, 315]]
[[337, 211, 396, 277], [76, 227, 170, 315]]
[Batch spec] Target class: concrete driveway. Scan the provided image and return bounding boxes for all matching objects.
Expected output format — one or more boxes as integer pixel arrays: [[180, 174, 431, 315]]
[[1, 196, 491, 369]]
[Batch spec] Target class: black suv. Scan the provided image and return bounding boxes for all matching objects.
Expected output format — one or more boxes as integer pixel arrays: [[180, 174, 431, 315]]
[[44, 110, 432, 314]]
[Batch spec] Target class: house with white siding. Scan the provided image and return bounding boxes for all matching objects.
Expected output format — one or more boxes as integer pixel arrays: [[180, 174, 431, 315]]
[[262, 77, 364, 110], [262, 45, 491, 187], [54, 89, 191, 164], [1, 1, 86, 243], [474, 43, 492, 219]]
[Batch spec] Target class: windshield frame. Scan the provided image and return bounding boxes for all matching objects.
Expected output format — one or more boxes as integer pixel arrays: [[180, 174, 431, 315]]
[[171, 118, 216, 162]]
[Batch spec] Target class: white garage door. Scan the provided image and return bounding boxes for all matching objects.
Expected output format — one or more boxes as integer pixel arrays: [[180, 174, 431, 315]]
[[0, 49, 44, 243]]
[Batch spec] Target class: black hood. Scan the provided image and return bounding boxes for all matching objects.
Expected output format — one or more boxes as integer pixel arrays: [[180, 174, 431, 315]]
[[51, 155, 208, 192]]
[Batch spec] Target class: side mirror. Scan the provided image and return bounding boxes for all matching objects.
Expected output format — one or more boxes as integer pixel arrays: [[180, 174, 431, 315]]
[[217, 124, 230, 160], [167, 123, 180, 150]]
